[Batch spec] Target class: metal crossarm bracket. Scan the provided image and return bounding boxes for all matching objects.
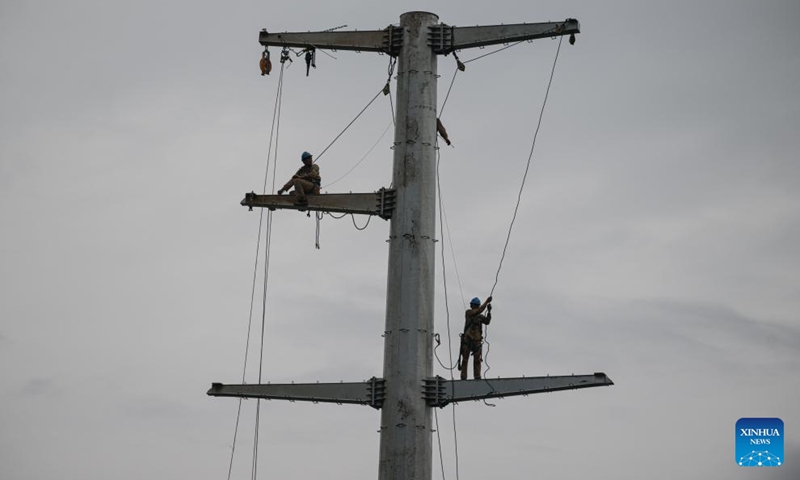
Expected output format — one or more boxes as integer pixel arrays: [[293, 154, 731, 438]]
[[428, 24, 453, 54], [383, 25, 404, 56], [422, 377, 447, 406], [260, 26, 403, 56], [368, 376, 387, 408], [424, 372, 613, 407], [241, 188, 396, 219], [432, 19, 580, 55], [207, 377, 386, 409]]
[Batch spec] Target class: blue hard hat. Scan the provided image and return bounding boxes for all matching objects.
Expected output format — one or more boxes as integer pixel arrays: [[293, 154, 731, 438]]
[[470, 297, 481, 307], [301, 151, 313, 161]]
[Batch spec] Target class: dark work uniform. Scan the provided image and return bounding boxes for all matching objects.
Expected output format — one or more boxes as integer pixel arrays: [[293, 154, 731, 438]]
[[459, 307, 491, 380], [283, 163, 321, 201]]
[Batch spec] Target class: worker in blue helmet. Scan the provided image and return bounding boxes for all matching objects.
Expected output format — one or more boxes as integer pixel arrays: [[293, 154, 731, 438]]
[[277, 151, 321, 205], [459, 295, 493, 380]]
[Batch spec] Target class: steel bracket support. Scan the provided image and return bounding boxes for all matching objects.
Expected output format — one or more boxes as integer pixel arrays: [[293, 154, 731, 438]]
[[432, 19, 580, 55], [428, 24, 453, 55], [260, 26, 403, 56], [208, 377, 386, 409], [424, 372, 613, 408], [241, 188, 395, 219]]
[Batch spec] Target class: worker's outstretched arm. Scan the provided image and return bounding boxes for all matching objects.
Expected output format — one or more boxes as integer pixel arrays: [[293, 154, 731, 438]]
[[468, 295, 493, 316]]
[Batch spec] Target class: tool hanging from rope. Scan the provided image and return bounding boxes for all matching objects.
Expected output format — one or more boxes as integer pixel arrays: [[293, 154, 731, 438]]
[[304, 48, 316, 76]]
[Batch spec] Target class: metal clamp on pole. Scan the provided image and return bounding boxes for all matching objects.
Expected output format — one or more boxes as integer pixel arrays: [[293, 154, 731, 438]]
[[422, 376, 448, 407], [368, 377, 387, 409]]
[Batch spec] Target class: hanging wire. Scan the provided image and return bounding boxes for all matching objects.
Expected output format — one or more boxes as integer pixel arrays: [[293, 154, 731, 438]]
[[322, 120, 393, 189], [461, 26, 563, 66], [435, 140, 461, 480], [434, 408, 448, 480], [351, 214, 372, 230], [463, 40, 525, 64], [226, 61, 286, 480], [439, 191, 466, 308], [389, 93, 396, 127], [252, 89, 282, 479], [254, 54, 288, 480], [315, 211, 323, 249], [489, 35, 563, 297], [439, 67, 460, 119], [479, 36, 565, 405], [313, 87, 384, 163], [315, 58, 395, 164]]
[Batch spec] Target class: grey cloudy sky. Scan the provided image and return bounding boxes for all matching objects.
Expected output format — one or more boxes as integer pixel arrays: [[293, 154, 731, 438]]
[[1, 1, 799, 479]]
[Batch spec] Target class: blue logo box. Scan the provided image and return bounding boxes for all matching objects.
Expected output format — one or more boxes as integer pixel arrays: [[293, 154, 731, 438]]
[[736, 418, 784, 467]]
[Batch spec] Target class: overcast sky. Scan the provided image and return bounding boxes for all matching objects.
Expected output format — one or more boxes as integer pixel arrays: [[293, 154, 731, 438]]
[[1, 1, 799, 479]]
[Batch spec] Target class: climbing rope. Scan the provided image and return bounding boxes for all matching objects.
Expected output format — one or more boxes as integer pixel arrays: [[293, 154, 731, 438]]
[[251, 54, 285, 480], [489, 35, 563, 297], [226, 56, 287, 480]]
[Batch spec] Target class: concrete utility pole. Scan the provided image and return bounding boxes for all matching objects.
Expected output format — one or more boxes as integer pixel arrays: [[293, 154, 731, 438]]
[[209, 12, 613, 480]]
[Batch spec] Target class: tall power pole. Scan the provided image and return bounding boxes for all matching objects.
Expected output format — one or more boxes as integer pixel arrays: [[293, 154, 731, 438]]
[[210, 11, 613, 480], [381, 13, 439, 480]]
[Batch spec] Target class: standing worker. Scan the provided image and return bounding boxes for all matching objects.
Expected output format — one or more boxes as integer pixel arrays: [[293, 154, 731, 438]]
[[277, 151, 321, 205], [459, 295, 493, 380]]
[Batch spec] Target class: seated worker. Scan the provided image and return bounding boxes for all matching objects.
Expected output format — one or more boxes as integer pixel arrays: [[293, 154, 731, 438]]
[[277, 151, 321, 204]]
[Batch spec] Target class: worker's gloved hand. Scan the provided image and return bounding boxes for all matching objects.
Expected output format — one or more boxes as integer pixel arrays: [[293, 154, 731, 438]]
[[486, 296, 493, 303], [277, 189, 284, 195], [487, 304, 492, 311]]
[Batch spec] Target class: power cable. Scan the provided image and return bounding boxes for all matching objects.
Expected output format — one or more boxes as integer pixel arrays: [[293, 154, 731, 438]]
[[314, 87, 384, 163], [315, 58, 395, 163], [482, 36, 564, 402], [322, 120, 393, 189], [463, 40, 525, 65], [439, 67, 459, 119], [489, 35, 563, 297], [351, 214, 372, 231]]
